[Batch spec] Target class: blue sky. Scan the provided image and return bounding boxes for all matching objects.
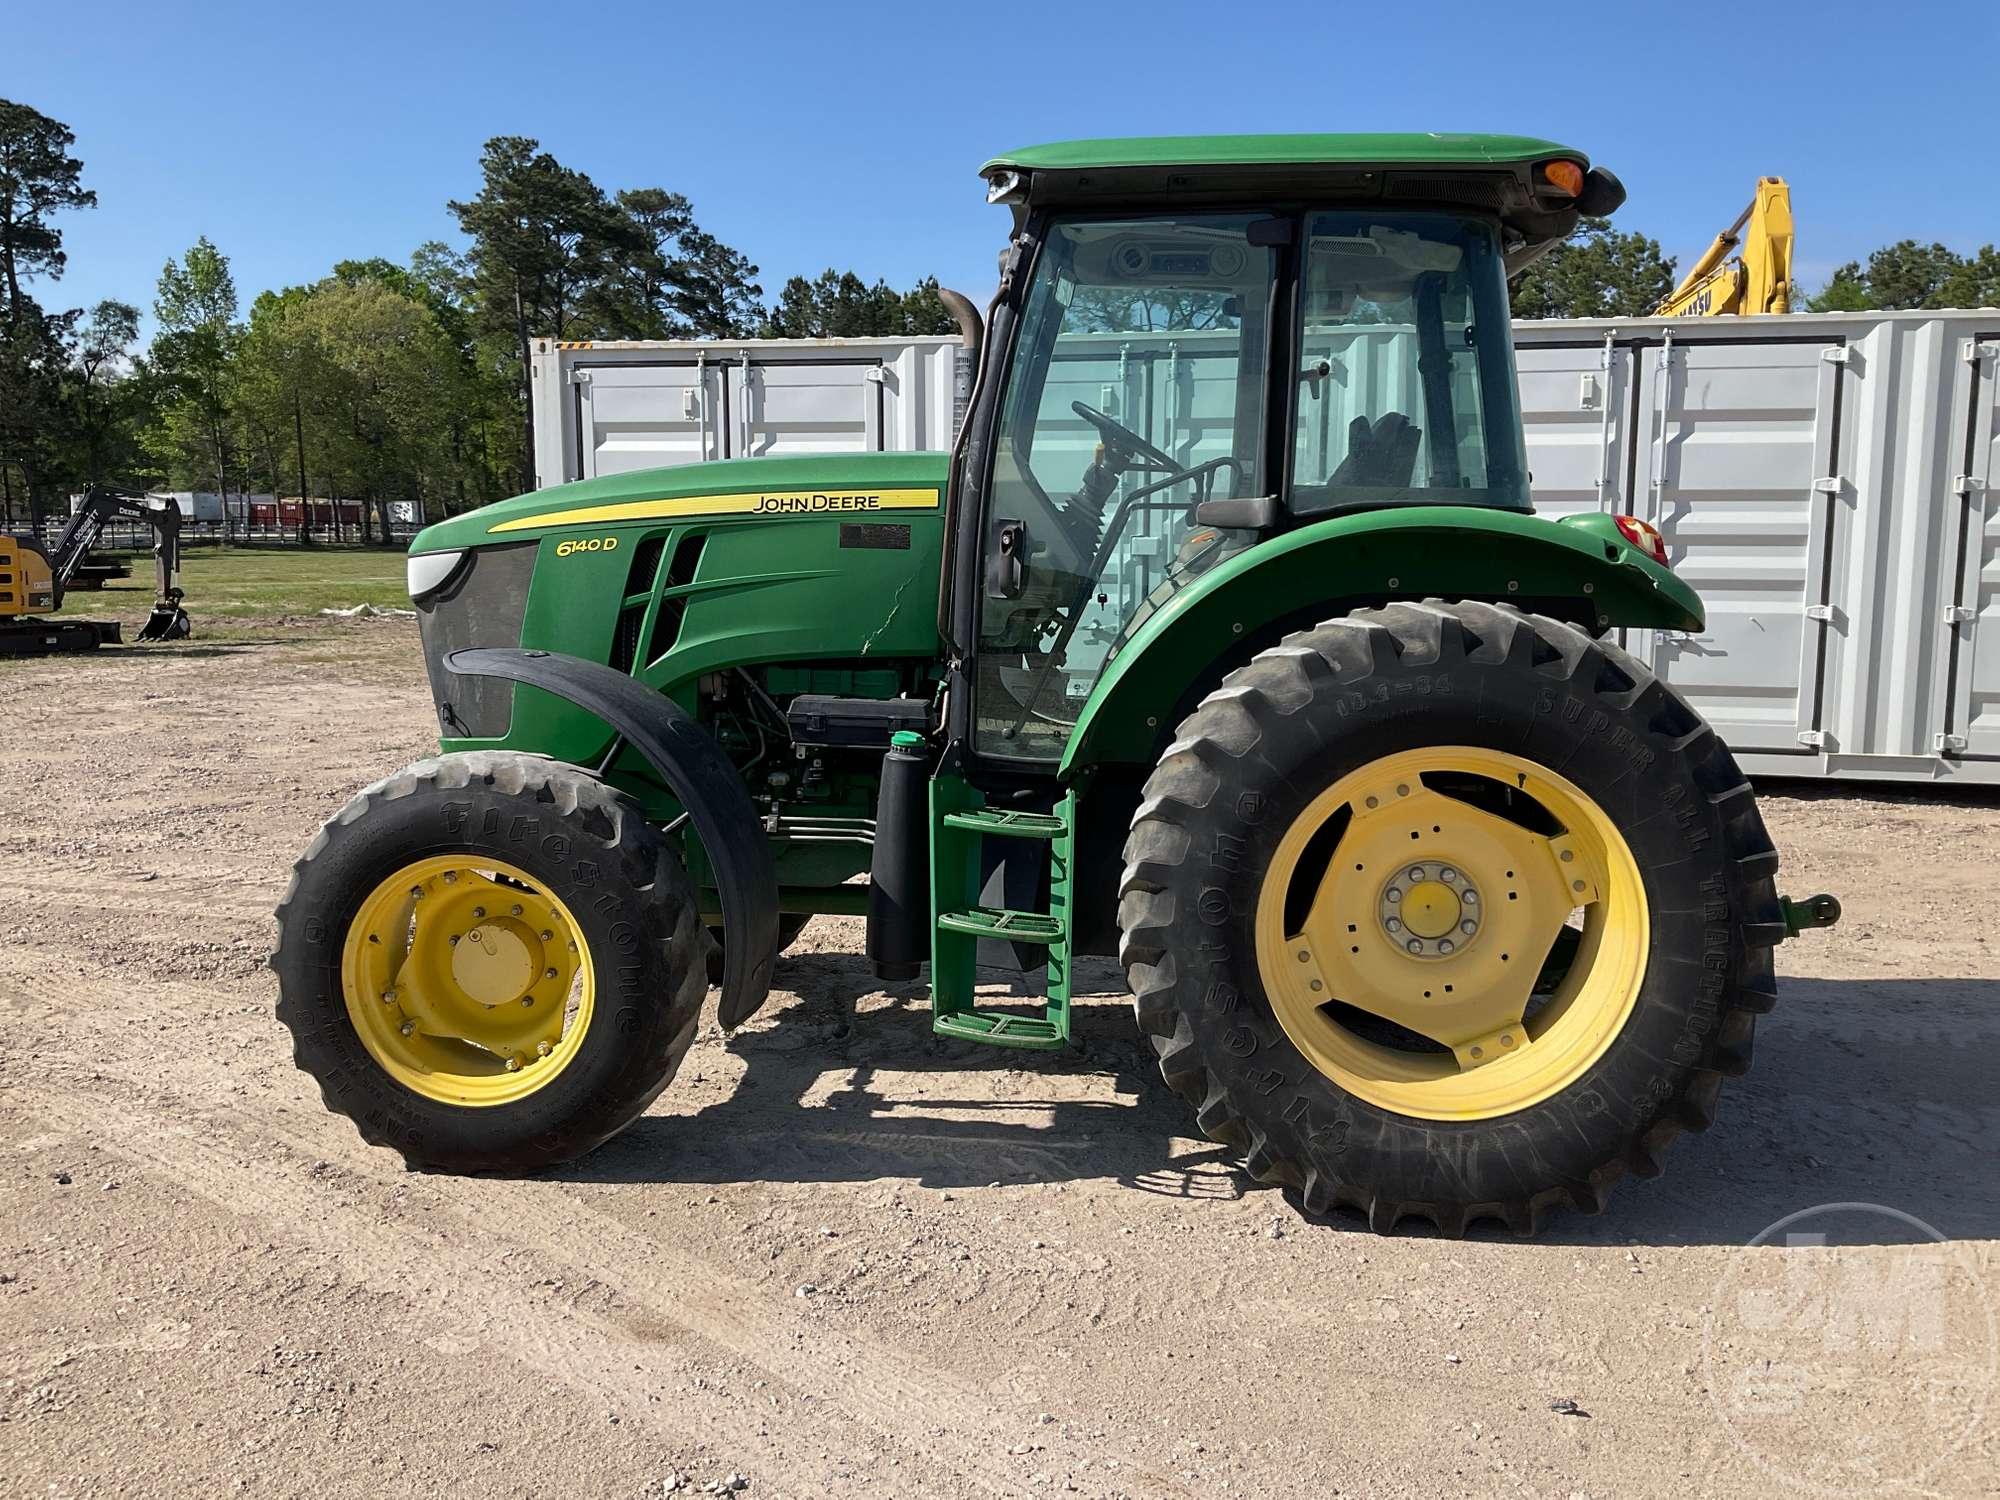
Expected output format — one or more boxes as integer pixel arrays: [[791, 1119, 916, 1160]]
[[6, 0, 1996, 332]]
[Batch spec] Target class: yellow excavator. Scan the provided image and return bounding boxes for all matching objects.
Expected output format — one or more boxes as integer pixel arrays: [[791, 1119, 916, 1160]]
[[0, 486, 190, 653], [1657, 176, 1794, 316]]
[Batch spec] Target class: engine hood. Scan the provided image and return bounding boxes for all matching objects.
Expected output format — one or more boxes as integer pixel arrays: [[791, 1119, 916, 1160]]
[[412, 451, 953, 554]]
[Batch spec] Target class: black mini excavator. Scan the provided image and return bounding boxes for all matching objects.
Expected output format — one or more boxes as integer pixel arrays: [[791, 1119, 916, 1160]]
[[0, 486, 191, 654]]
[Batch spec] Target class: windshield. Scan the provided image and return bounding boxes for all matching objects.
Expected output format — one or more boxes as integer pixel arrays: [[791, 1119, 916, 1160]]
[[974, 212, 1276, 761], [1291, 212, 1526, 512]]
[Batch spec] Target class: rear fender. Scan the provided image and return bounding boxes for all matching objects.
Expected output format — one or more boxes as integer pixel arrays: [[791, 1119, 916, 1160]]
[[1058, 505, 1703, 775], [444, 647, 780, 1028]]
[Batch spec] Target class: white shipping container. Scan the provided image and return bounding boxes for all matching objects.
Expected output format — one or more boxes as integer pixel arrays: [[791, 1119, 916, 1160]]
[[528, 336, 965, 490], [1514, 310, 1999, 785], [529, 311, 2000, 786]]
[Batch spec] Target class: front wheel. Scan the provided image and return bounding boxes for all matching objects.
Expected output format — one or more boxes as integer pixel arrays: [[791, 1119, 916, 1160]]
[[274, 751, 713, 1172], [1119, 602, 1783, 1235]]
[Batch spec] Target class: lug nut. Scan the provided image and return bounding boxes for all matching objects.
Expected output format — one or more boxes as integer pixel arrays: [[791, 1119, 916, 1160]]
[[537, 1040, 552, 1057], [1441, 867, 1457, 883], [505, 1056, 521, 1072], [1406, 939, 1423, 954], [544, 967, 558, 980], [409, 886, 424, 900], [442, 871, 458, 885], [521, 997, 534, 1007], [1438, 939, 1455, 954], [1461, 920, 1477, 935], [472, 906, 486, 919], [380, 987, 397, 1005], [540, 930, 554, 942], [510, 904, 523, 916], [449, 934, 461, 946], [1560, 849, 1574, 863], [399, 1020, 415, 1036], [1386, 918, 1403, 934], [1387, 887, 1403, 903], [1409, 866, 1427, 882], [1463, 890, 1478, 906]]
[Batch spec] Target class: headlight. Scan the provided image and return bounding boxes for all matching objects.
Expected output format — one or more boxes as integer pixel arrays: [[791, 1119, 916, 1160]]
[[406, 550, 464, 603]]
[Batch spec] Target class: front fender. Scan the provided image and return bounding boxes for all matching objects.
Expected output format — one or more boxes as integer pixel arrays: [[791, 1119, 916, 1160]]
[[444, 647, 780, 1029], [1059, 505, 1703, 775]]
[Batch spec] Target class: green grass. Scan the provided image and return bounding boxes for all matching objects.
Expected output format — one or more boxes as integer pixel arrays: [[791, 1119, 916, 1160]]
[[94, 545, 411, 619]]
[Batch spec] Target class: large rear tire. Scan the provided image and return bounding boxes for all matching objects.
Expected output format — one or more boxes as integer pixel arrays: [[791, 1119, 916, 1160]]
[[1119, 602, 1783, 1235], [274, 751, 713, 1173]]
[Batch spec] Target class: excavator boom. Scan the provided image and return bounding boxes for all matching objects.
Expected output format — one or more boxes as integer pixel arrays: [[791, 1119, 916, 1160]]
[[1658, 177, 1793, 316]]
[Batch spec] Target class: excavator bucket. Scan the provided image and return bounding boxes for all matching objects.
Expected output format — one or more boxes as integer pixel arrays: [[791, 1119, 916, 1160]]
[[137, 593, 190, 642]]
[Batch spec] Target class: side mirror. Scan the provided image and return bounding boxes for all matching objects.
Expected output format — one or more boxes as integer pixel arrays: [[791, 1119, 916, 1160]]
[[1191, 494, 1278, 531], [1577, 167, 1626, 218]]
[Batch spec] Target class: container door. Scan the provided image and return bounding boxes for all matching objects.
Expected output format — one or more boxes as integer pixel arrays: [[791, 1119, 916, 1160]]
[[1944, 336, 2000, 758], [728, 357, 883, 458], [1517, 338, 1635, 518], [573, 360, 722, 478], [1631, 336, 1842, 755]]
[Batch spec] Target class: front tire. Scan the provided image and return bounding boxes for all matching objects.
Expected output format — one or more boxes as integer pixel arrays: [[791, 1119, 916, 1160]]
[[1119, 602, 1783, 1235], [274, 751, 713, 1172]]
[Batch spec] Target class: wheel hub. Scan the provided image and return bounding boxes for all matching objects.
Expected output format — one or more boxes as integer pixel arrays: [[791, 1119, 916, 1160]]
[[339, 856, 593, 1107], [1380, 864, 1481, 956], [1254, 746, 1647, 1121], [452, 920, 537, 1005]]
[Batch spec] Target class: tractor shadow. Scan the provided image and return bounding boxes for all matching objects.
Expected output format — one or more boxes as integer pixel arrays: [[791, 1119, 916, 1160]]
[[566, 962, 2000, 1248], [571, 950, 1253, 1207]]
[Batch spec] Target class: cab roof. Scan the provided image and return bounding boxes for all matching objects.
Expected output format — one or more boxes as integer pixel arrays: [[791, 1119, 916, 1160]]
[[978, 133, 1615, 265], [981, 133, 1581, 176]]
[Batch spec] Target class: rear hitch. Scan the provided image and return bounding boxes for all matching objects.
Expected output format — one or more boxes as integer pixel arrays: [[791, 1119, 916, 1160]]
[[1780, 892, 1842, 938]]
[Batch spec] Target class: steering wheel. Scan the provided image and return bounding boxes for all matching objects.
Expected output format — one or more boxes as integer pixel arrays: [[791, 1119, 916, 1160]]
[[1072, 400, 1180, 473]]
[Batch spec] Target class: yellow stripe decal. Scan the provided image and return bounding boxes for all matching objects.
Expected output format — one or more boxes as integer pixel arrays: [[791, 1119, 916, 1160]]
[[487, 487, 941, 534]]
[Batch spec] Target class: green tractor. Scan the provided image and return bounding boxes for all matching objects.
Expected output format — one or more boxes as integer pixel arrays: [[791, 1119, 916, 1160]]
[[275, 134, 1839, 1234]]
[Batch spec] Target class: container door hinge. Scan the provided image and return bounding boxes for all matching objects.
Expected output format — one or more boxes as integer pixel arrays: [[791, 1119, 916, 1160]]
[[1820, 345, 1851, 365], [1805, 603, 1840, 625], [1942, 604, 1976, 628], [1795, 729, 1828, 749], [865, 366, 887, 384], [567, 368, 592, 386], [1955, 474, 1987, 498], [1935, 731, 1968, 753], [1961, 338, 2000, 368], [1812, 476, 1843, 496]]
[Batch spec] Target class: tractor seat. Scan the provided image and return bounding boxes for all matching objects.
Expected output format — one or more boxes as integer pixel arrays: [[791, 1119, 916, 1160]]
[[1328, 413, 1421, 488]]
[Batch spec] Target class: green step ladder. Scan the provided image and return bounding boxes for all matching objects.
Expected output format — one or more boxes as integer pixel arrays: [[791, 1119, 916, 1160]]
[[928, 784, 1077, 1049]]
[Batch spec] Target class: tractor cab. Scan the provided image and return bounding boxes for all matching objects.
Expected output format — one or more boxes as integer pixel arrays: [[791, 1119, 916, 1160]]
[[947, 135, 1627, 762]]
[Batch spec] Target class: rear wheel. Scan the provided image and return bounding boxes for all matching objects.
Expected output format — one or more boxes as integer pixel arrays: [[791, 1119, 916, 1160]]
[[274, 751, 712, 1172], [1119, 601, 1783, 1235]]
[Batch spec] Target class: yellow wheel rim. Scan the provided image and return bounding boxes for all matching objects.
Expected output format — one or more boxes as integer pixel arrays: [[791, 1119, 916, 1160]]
[[340, 856, 594, 1106], [1252, 746, 1647, 1121]]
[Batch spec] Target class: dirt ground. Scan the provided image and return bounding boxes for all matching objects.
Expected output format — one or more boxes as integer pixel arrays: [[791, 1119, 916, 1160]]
[[2, 617, 1996, 1499]]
